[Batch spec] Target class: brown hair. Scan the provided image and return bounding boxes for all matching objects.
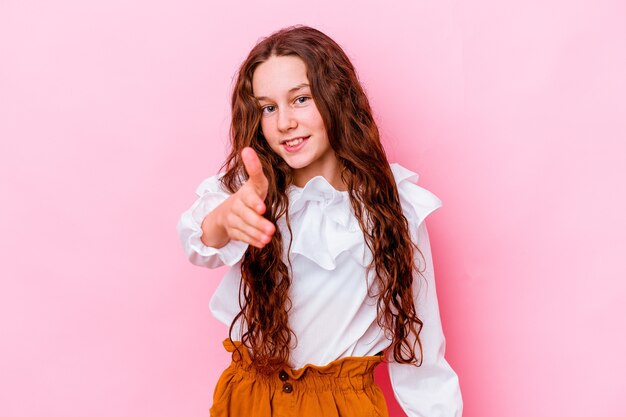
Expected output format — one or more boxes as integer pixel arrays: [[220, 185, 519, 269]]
[[220, 25, 424, 374]]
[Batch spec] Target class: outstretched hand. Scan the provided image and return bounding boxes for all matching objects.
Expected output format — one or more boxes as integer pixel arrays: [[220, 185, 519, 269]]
[[218, 147, 276, 249]]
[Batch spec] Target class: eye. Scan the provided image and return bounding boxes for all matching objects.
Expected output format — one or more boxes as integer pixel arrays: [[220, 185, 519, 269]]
[[294, 96, 310, 105], [262, 105, 276, 115]]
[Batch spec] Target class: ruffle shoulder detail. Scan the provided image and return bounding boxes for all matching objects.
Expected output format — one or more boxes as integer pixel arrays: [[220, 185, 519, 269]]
[[390, 163, 443, 233], [177, 174, 248, 268]]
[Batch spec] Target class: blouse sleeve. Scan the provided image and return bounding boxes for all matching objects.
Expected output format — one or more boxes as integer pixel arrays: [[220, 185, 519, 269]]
[[388, 163, 463, 417], [387, 221, 463, 417], [176, 174, 248, 268]]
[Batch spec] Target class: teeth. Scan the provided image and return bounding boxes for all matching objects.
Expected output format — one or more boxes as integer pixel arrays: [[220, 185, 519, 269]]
[[285, 137, 305, 146]]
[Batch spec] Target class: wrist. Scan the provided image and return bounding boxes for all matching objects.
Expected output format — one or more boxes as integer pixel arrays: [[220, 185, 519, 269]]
[[200, 204, 230, 248]]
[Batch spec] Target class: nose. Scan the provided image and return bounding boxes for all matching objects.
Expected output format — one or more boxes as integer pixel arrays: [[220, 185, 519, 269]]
[[277, 107, 297, 132]]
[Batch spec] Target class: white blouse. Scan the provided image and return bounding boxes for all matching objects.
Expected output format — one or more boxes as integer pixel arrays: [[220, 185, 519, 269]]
[[177, 163, 463, 417]]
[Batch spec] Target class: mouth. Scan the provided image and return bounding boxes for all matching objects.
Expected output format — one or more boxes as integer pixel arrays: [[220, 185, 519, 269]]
[[280, 136, 310, 146], [280, 135, 310, 153]]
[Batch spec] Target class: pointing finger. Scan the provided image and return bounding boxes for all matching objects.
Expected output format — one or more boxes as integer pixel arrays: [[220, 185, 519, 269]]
[[241, 147, 268, 198]]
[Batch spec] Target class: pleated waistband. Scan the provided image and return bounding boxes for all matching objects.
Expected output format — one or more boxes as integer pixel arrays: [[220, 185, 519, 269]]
[[222, 338, 384, 392]]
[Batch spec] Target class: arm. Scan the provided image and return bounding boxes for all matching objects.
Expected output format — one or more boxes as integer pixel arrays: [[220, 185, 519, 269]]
[[387, 222, 463, 417]]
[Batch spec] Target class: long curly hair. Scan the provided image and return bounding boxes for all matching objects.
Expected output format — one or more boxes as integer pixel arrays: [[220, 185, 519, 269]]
[[220, 25, 425, 374]]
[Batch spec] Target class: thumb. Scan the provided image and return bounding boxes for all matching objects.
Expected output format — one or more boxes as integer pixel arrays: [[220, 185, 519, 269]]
[[241, 147, 268, 198]]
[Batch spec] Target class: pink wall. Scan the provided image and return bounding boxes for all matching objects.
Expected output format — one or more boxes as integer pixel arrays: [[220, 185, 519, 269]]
[[2, 1, 625, 416]]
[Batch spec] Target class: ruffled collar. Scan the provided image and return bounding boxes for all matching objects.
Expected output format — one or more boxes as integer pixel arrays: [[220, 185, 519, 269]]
[[276, 176, 360, 269], [285, 163, 417, 221], [274, 164, 440, 271], [287, 176, 352, 226]]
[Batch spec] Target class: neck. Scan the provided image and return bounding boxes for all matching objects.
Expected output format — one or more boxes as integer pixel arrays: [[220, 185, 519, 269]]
[[292, 158, 346, 191]]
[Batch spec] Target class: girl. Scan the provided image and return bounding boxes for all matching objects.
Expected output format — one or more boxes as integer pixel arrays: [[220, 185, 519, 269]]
[[177, 25, 462, 417]]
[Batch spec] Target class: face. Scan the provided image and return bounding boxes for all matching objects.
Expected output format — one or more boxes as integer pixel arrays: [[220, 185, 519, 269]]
[[252, 55, 342, 188]]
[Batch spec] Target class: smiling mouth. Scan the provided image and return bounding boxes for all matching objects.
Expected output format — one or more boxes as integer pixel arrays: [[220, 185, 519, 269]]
[[281, 136, 309, 146]]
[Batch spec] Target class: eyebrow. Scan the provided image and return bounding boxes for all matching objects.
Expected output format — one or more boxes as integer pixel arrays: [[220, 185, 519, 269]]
[[254, 83, 310, 101]]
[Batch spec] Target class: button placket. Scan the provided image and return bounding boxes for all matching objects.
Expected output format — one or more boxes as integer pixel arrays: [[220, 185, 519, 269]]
[[278, 370, 293, 394]]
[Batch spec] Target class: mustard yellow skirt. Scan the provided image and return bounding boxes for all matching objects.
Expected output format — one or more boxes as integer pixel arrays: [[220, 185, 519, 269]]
[[210, 339, 389, 417]]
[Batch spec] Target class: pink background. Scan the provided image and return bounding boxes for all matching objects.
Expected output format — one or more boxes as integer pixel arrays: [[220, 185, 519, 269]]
[[2, 1, 625, 416]]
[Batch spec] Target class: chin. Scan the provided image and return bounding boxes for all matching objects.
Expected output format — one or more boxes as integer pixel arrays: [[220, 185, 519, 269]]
[[281, 155, 311, 170], [285, 161, 309, 171]]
